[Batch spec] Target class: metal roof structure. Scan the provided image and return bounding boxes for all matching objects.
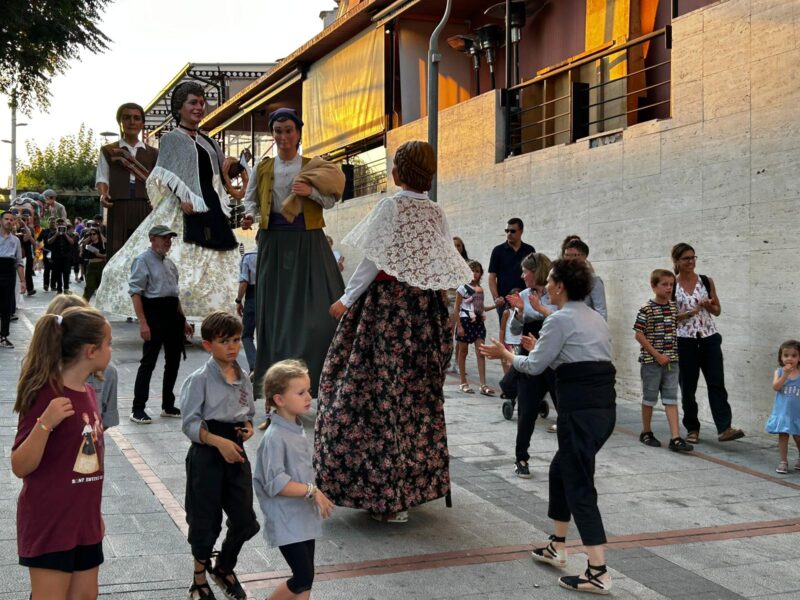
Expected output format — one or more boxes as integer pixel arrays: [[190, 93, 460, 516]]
[[144, 62, 274, 139]]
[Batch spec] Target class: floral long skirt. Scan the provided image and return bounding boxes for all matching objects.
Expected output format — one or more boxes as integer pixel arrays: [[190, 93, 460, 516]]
[[314, 280, 452, 514]]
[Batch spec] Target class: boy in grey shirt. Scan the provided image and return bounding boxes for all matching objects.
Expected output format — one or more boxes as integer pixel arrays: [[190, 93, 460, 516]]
[[180, 311, 259, 600]]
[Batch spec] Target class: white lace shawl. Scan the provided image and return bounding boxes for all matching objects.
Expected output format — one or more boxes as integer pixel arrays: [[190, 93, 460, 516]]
[[146, 129, 231, 217], [342, 190, 472, 289]]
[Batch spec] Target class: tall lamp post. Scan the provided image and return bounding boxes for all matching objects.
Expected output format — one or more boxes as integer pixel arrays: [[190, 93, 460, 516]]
[[2, 94, 27, 200]]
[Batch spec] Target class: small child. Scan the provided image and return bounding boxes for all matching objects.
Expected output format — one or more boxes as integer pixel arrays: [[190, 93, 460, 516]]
[[12, 306, 112, 599], [254, 360, 334, 600], [633, 269, 693, 452], [46, 293, 119, 429], [454, 260, 496, 395], [498, 287, 523, 374], [180, 311, 260, 600], [766, 340, 800, 474]]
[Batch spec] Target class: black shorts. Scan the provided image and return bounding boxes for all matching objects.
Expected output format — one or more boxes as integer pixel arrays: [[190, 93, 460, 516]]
[[19, 542, 104, 573], [279, 539, 315, 594]]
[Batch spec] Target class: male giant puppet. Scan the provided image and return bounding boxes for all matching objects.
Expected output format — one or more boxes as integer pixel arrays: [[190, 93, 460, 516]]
[[96, 103, 158, 258]]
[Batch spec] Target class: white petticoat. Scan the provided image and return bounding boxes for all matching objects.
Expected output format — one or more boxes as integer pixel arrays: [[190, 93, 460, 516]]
[[92, 197, 242, 320]]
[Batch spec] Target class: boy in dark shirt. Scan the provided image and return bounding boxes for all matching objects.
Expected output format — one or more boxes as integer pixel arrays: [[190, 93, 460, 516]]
[[633, 269, 693, 452]]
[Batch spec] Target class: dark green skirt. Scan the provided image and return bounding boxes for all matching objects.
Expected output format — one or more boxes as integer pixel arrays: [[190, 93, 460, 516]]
[[254, 228, 344, 397]]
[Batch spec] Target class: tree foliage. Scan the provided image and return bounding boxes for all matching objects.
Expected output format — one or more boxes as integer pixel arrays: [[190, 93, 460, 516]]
[[17, 124, 99, 191], [0, 0, 112, 112]]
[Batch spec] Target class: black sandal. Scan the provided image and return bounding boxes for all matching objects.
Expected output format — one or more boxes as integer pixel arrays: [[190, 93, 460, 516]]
[[188, 560, 216, 600], [210, 563, 247, 600], [531, 534, 567, 567], [639, 431, 662, 447], [559, 562, 612, 595]]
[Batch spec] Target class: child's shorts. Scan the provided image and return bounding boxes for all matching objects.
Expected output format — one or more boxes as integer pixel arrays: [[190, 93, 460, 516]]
[[279, 539, 315, 594], [456, 316, 486, 344], [19, 542, 104, 572], [640, 362, 679, 406]]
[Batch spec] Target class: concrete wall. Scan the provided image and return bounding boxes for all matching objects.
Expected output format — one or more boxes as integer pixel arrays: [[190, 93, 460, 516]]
[[324, 0, 800, 433]]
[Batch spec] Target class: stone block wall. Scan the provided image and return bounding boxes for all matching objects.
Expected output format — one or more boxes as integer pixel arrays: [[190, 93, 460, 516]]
[[324, 0, 800, 432]]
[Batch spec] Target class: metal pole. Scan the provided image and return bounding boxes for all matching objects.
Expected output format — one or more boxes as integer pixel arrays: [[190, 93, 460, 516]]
[[504, 0, 512, 157], [10, 92, 17, 199], [427, 0, 453, 202]]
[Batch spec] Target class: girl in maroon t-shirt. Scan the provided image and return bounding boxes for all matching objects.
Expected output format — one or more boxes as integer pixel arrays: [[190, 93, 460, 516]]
[[11, 306, 112, 600]]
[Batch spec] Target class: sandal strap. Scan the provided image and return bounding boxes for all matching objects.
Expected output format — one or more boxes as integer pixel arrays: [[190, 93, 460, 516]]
[[584, 563, 608, 587], [549, 534, 566, 543], [188, 581, 215, 600]]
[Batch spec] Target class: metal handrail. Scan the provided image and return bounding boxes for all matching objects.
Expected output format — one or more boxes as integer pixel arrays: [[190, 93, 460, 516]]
[[582, 79, 671, 110], [509, 27, 670, 92], [586, 60, 671, 91]]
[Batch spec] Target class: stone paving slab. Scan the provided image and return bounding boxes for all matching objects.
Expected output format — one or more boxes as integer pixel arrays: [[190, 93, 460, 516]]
[[2, 287, 800, 598]]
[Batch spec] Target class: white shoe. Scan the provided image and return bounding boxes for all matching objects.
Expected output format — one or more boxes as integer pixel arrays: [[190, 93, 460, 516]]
[[548, 423, 557, 433]]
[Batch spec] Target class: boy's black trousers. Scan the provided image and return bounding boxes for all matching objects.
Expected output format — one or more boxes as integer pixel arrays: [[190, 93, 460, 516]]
[[185, 422, 260, 571]]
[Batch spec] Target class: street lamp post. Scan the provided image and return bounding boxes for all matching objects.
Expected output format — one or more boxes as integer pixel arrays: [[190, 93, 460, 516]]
[[2, 93, 27, 200]]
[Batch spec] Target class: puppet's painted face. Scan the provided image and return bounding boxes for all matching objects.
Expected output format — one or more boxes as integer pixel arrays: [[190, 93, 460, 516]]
[[180, 94, 206, 127]]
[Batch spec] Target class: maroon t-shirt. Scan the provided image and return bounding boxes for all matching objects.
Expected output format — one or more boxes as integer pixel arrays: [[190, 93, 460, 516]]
[[14, 384, 105, 558]]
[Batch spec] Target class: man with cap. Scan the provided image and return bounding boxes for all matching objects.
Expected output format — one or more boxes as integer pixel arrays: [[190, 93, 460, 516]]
[[96, 102, 158, 259], [128, 224, 193, 423], [42, 190, 68, 221], [0, 211, 27, 348], [242, 107, 345, 401]]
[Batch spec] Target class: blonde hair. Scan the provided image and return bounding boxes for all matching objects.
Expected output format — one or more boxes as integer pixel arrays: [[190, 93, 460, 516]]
[[263, 359, 309, 410], [521, 252, 552, 288], [45, 292, 89, 314], [15, 307, 109, 416]]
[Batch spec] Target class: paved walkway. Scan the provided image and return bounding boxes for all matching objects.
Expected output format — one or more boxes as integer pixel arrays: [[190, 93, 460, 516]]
[[2, 285, 799, 599]]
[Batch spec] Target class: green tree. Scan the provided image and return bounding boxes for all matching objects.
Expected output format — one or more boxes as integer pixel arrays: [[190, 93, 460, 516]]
[[0, 0, 111, 112], [17, 124, 99, 190]]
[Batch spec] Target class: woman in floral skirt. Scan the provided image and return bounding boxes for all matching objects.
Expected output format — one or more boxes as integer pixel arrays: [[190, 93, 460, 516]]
[[314, 141, 471, 523]]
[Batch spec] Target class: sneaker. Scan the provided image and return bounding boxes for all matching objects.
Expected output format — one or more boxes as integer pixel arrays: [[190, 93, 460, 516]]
[[161, 407, 181, 418], [776, 461, 789, 474], [718, 427, 745, 442], [668, 437, 693, 453], [794, 458, 800, 471], [0, 337, 14, 349], [210, 565, 247, 600], [10, 314, 18, 322], [639, 431, 662, 447], [27, 290, 36, 297], [547, 423, 558, 433], [129, 410, 152, 424], [43, 286, 49, 292], [514, 460, 531, 479]]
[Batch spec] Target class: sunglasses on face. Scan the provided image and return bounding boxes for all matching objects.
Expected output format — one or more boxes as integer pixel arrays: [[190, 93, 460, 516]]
[[505, 229, 519, 234]]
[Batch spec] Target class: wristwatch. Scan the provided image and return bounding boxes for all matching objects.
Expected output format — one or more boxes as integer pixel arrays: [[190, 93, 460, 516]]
[[234, 298, 242, 304]]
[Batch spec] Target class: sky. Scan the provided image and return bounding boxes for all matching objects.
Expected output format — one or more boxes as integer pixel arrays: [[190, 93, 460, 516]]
[[0, 0, 337, 188]]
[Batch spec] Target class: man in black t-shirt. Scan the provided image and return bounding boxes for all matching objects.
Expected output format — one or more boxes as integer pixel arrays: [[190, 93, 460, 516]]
[[45, 218, 77, 293], [488, 217, 535, 326]]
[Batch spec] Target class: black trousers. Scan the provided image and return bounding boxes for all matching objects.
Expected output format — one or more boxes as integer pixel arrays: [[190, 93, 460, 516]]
[[50, 257, 71, 293], [24, 255, 34, 292], [677, 333, 732, 434], [0, 271, 15, 337], [515, 368, 557, 463], [548, 406, 616, 546], [185, 441, 260, 571], [132, 298, 184, 412], [42, 255, 52, 289], [279, 540, 315, 594]]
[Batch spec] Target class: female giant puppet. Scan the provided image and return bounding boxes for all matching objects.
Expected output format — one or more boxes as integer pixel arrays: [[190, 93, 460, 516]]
[[243, 108, 345, 396], [95, 82, 241, 318]]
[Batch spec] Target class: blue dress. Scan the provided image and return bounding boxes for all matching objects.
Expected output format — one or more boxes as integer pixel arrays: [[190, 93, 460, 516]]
[[765, 369, 800, 435]]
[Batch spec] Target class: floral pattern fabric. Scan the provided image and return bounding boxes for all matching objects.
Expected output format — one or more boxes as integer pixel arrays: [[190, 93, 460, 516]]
[[314, 280, 452, 515]]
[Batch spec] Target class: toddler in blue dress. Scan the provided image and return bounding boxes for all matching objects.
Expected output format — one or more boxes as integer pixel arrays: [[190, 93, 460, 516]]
[[766, 340, 800, 474]]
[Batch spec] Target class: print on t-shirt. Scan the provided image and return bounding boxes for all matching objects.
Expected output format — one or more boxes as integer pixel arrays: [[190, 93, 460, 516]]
[[74, 412, 102, 474]]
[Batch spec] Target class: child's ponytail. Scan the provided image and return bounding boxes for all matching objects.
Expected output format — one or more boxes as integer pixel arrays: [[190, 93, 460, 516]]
[[15, 314, 64, 415], [15, 307, 109, 416]]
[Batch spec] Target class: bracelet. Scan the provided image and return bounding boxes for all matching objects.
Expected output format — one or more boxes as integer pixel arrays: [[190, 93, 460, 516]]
[[304, 483, 317, 498], [36, 418, 53, 433], [234, 298, 242, 304]]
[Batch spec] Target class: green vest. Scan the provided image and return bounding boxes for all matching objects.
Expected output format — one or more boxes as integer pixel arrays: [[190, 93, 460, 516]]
[[256, 156, 325, 230]]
